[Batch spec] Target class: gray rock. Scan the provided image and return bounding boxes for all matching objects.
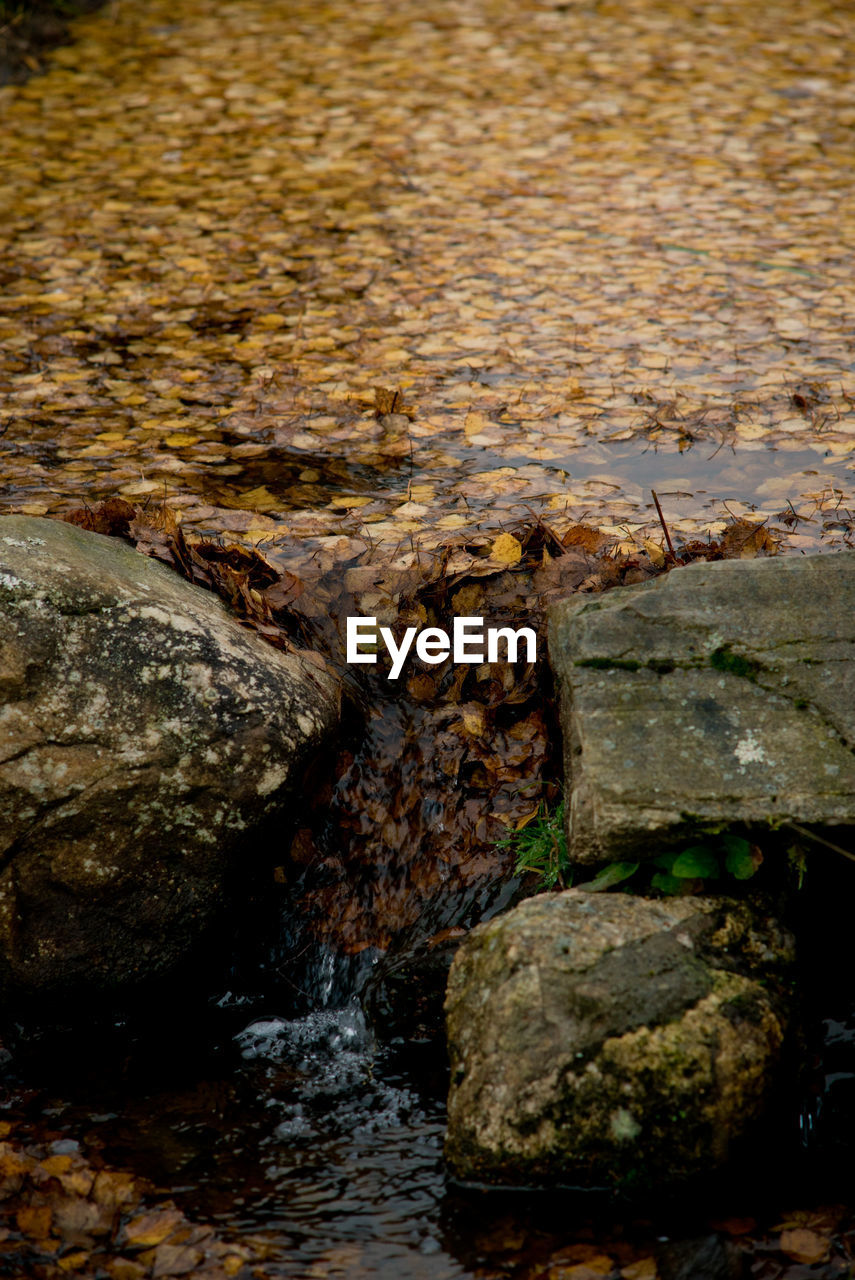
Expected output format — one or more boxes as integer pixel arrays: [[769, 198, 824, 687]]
[[0, 516, 339, 1005], [548, 552, 855, 864], [445, 890, 794, 1189]]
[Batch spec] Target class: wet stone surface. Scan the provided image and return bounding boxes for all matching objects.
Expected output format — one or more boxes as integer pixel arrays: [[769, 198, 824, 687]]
[[549, 551, 855, 865], [445, 890, 795, 1190], [0, 515, 339, 1006]]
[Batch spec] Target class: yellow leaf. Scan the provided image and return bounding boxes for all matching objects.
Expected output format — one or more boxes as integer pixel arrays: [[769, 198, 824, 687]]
[[464, 410, 492, 438], [57, 1251, 89, 1272], [490, 533, 522, 565], [164, 434, 200, 448], [78, 444, 116, 458], [230, 486, 279, 510], [621, 1259, 658, 1280], [461, 707, 486, 736], [123, 1208, 184, 1249], [16, 1205, 52, 1239], [642, 538, 665, 567]]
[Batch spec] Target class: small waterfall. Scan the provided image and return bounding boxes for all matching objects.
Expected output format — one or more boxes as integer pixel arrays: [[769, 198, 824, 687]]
[[235, 1003, 432, 1146]]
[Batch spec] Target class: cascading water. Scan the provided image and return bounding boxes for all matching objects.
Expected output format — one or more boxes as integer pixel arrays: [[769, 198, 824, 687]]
[[227, 1004, 453, 1275]]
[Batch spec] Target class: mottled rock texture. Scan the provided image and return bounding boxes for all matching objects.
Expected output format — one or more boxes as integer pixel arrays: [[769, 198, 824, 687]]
[[445, 890, 794, 1189], [548, 552, 855, 865], [0, 516, 339, 1006]]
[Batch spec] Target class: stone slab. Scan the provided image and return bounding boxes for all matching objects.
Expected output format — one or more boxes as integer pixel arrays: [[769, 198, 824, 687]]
[[548, 552, 855, 864]]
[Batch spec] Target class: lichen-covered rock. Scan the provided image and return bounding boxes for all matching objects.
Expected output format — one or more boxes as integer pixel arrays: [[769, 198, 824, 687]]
[[0, 516, 339, 1007], [445, 890, 794, 1190], [548, 552, 855, 865]]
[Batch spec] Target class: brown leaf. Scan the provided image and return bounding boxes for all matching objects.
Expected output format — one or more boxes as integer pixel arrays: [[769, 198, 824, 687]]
[[374, 386, 407, 416], [123, 1207, 185, 1249], [562, 525, 611, 553], [91, 1170, 139, 1212], [264, 569, 305, 610], [779, 1227, 829, 1264], [62, 498, 136, 537], [139, 1242, 204, 1277], [104, 1260, 147, 1280], [53, 1193, 113, 1239], [719, 518, 779, 559], [15, 1204, 52, 1240]]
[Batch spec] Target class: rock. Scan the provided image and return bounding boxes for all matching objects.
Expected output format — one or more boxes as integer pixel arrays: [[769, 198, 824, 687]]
[[444, 890, 794, 1189], [548, 551, 855, 865], [0, 516, 339, 1007]]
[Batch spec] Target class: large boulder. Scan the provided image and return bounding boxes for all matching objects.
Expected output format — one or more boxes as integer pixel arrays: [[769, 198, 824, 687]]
[[548, 552, 855, 865], [0, 516, 339, 1007], [445, 890, 794, 1189]]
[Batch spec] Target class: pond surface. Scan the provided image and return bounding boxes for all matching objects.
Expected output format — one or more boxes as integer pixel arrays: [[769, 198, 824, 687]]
[[1, 0, 855, 1272], [2, 0, 855, 561]]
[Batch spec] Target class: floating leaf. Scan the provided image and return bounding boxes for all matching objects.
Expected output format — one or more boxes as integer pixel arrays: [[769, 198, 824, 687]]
[[490, 533, 523, 566]]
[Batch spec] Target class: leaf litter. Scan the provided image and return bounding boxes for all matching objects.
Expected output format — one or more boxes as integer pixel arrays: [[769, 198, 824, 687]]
[[0, 0, 853, 560], [1, 0, 855, 1273], [0, 1116, 265, 1278]]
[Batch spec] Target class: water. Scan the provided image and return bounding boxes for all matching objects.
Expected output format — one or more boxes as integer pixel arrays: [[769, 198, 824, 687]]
[[228, 1008, 454, 1275], [4, 972, 855, 1280], [2, 998, 461, 1277]]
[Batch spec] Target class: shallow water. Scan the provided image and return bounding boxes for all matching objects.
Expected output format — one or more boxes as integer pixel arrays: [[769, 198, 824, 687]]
[[4, 975, 855, 1279]]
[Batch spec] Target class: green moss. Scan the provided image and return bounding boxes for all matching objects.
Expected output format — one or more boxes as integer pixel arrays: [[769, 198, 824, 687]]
[[709, 645, 761, 681], [647, 659, 675, 675]]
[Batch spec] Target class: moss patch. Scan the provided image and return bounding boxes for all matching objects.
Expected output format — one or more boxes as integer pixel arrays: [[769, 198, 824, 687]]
[[709, 645, 761, 681]]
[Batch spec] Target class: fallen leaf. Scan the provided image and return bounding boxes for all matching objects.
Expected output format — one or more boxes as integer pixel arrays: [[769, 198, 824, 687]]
[[489, 533, 523, 566], [621, 1260, 658, 1280], [15, 1204, 52, 1239], [123, 1208, 185, 1249], [779, 1227, 829, 1264]]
